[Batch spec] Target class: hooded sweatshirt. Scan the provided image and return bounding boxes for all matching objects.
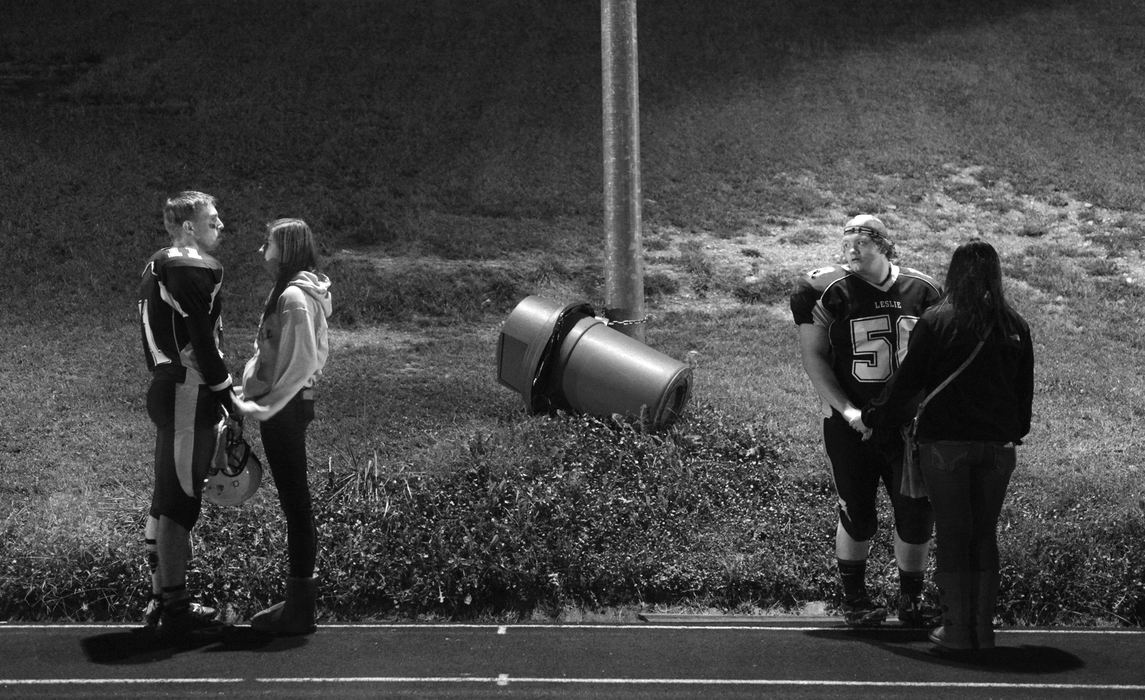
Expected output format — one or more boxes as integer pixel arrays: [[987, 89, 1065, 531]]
[[241, 271, 332, 421]]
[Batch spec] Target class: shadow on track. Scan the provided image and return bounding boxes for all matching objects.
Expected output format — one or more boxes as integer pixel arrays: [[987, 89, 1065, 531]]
[[79, 625, 307, 665], [805, 627, 1085, 674]]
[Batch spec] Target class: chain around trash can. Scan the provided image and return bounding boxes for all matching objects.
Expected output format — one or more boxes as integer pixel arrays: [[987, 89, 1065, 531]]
[[601, 314, 651, 327]]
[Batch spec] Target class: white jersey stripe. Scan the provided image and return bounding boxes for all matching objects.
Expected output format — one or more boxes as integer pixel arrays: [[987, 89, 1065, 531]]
[[173, 382, 200, 497], [138, 299, 171, 367], [158, 280, 189, 318]]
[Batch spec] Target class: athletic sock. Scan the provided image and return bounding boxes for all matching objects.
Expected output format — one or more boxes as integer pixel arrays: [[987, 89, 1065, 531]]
[[161, 585, 190, 616], [899, 568, 925, 600], [838, 559, 868, 601], [145, 537, 160, 597]]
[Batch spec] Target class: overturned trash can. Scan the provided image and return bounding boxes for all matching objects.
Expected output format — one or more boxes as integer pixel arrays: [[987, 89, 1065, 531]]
[[497, 295, 692, 430]]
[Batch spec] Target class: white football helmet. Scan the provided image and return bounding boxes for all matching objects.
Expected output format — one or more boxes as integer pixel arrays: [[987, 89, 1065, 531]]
[[203, 418, 262, 506]]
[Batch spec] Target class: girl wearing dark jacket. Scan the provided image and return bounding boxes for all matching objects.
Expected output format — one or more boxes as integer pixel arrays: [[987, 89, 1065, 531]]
[[861, 239, 1034, 652]]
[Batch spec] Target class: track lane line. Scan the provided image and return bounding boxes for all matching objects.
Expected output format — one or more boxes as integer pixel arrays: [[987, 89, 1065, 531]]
[[3, 622, 1144, 634], [4, 674, 1143, 692]]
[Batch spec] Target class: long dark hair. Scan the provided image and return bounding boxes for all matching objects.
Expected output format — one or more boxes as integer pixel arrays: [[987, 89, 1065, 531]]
[[943, 238, 1021, 339], [262, 218, 319, 322]]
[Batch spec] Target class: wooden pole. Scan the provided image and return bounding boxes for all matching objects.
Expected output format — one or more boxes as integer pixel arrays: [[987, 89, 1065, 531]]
[[601, 0, 645, 342]]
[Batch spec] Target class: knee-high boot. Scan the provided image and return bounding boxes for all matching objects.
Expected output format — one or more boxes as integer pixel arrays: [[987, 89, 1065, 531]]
[[929, 572, 974, 651], [972, 571, 1000, 650], [251, 576, 317, 636]]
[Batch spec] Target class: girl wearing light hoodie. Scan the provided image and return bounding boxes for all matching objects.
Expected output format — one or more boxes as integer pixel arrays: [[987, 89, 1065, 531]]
[[241, 218, 332, 636]]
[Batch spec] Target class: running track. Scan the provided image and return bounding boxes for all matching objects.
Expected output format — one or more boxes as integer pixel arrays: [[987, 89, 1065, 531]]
[[2, 617, 1144, 698]]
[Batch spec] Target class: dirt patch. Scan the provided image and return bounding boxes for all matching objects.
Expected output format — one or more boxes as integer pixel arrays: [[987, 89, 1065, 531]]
[[329, 163, 1144, 349]]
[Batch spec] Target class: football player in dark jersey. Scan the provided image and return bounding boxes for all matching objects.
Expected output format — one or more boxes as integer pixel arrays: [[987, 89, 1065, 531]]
[[138, 191, 261, 637], [790, 215, 943, 627]]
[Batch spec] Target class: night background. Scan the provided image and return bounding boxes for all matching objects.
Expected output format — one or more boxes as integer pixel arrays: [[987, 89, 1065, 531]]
[[6, 0, 1136, 320], [2, 0, 1143, 626]]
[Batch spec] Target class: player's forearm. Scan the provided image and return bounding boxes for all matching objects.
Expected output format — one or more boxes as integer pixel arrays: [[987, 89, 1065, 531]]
[[797, 324, 858, 418], [184, 317, 233, 393], [801, 354, 858, 416]]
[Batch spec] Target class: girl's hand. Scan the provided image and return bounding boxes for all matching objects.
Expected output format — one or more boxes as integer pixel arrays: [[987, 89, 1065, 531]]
[[231, 396, 267, 417]]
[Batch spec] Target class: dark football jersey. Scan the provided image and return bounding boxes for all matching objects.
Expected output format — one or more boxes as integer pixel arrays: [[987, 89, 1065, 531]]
[[138, 246, 232, 392], [791, 264, 942, 407]]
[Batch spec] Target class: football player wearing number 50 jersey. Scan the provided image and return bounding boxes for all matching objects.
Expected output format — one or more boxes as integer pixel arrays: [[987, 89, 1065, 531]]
[[790, 215, 942, 627]]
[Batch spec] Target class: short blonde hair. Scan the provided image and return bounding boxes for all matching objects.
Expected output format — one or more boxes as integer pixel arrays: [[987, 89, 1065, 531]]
[[163, 191, 216, 235]]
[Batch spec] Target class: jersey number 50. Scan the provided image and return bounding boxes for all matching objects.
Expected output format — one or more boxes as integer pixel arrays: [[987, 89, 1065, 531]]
[[849, 315, 919, 382]]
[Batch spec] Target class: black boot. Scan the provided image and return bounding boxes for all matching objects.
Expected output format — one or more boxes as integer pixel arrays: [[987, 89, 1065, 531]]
[[929, 572, 974, 651], [252, 576, 317, 636], [972, 571, 1001, 650]]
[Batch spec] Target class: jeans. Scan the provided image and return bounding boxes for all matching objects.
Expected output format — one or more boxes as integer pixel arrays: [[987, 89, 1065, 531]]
[[919, 440, 1016, 573], [260, 393, 317, 578]]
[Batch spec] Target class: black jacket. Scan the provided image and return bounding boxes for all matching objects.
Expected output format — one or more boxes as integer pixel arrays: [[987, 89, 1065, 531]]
[[862, 301, 1034, 443]]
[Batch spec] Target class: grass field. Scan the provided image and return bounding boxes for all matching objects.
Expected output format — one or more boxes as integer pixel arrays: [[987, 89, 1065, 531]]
[[1, 0, 1143, 624]]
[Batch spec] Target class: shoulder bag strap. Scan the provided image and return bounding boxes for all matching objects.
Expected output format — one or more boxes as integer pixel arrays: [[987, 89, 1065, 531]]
[[912, 339, 986, 423]]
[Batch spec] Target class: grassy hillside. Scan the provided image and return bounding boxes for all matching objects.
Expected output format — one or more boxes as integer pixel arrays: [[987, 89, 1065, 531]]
[[1, 0, 1143, 624]]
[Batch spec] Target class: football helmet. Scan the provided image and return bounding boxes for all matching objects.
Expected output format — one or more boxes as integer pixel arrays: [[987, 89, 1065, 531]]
[[203, 417, 262, 506]]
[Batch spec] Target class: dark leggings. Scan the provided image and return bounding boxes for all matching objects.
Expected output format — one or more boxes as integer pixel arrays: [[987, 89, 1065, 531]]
[[919, 440, 1016, 573], [260, 394, 317, 578]]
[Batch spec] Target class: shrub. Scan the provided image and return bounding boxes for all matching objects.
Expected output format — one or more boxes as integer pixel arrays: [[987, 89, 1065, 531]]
[[302, 406, 837, 618], [3, 407, 1143, 625], [999, 492, 1145, 626], [0, 407, 838, 621], [0, 506, 146, 622]]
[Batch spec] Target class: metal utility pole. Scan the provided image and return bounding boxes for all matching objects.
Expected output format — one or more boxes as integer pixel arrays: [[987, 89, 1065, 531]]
[[601, 0, 645, 342]]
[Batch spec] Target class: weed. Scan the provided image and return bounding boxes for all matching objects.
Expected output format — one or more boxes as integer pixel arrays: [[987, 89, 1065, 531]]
[[781, 228, 826, 246], [1016, 221, 1049, 238], [676, 240, 715, 297], [644, 271, 680, 299], [732, 271, 795, 305]]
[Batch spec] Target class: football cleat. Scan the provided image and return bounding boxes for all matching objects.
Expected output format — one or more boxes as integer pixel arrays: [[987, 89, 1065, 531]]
[[842, 595, 888, 627], [203, 417, 262, 506], [142, 596, 163, 628], [157, 601, 226, 639], [895, 593, 942, 628], [145, 598, 218, 629]]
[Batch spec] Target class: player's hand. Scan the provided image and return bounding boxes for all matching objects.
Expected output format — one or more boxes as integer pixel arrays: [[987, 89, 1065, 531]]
[[843, 406, 873, 440]]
